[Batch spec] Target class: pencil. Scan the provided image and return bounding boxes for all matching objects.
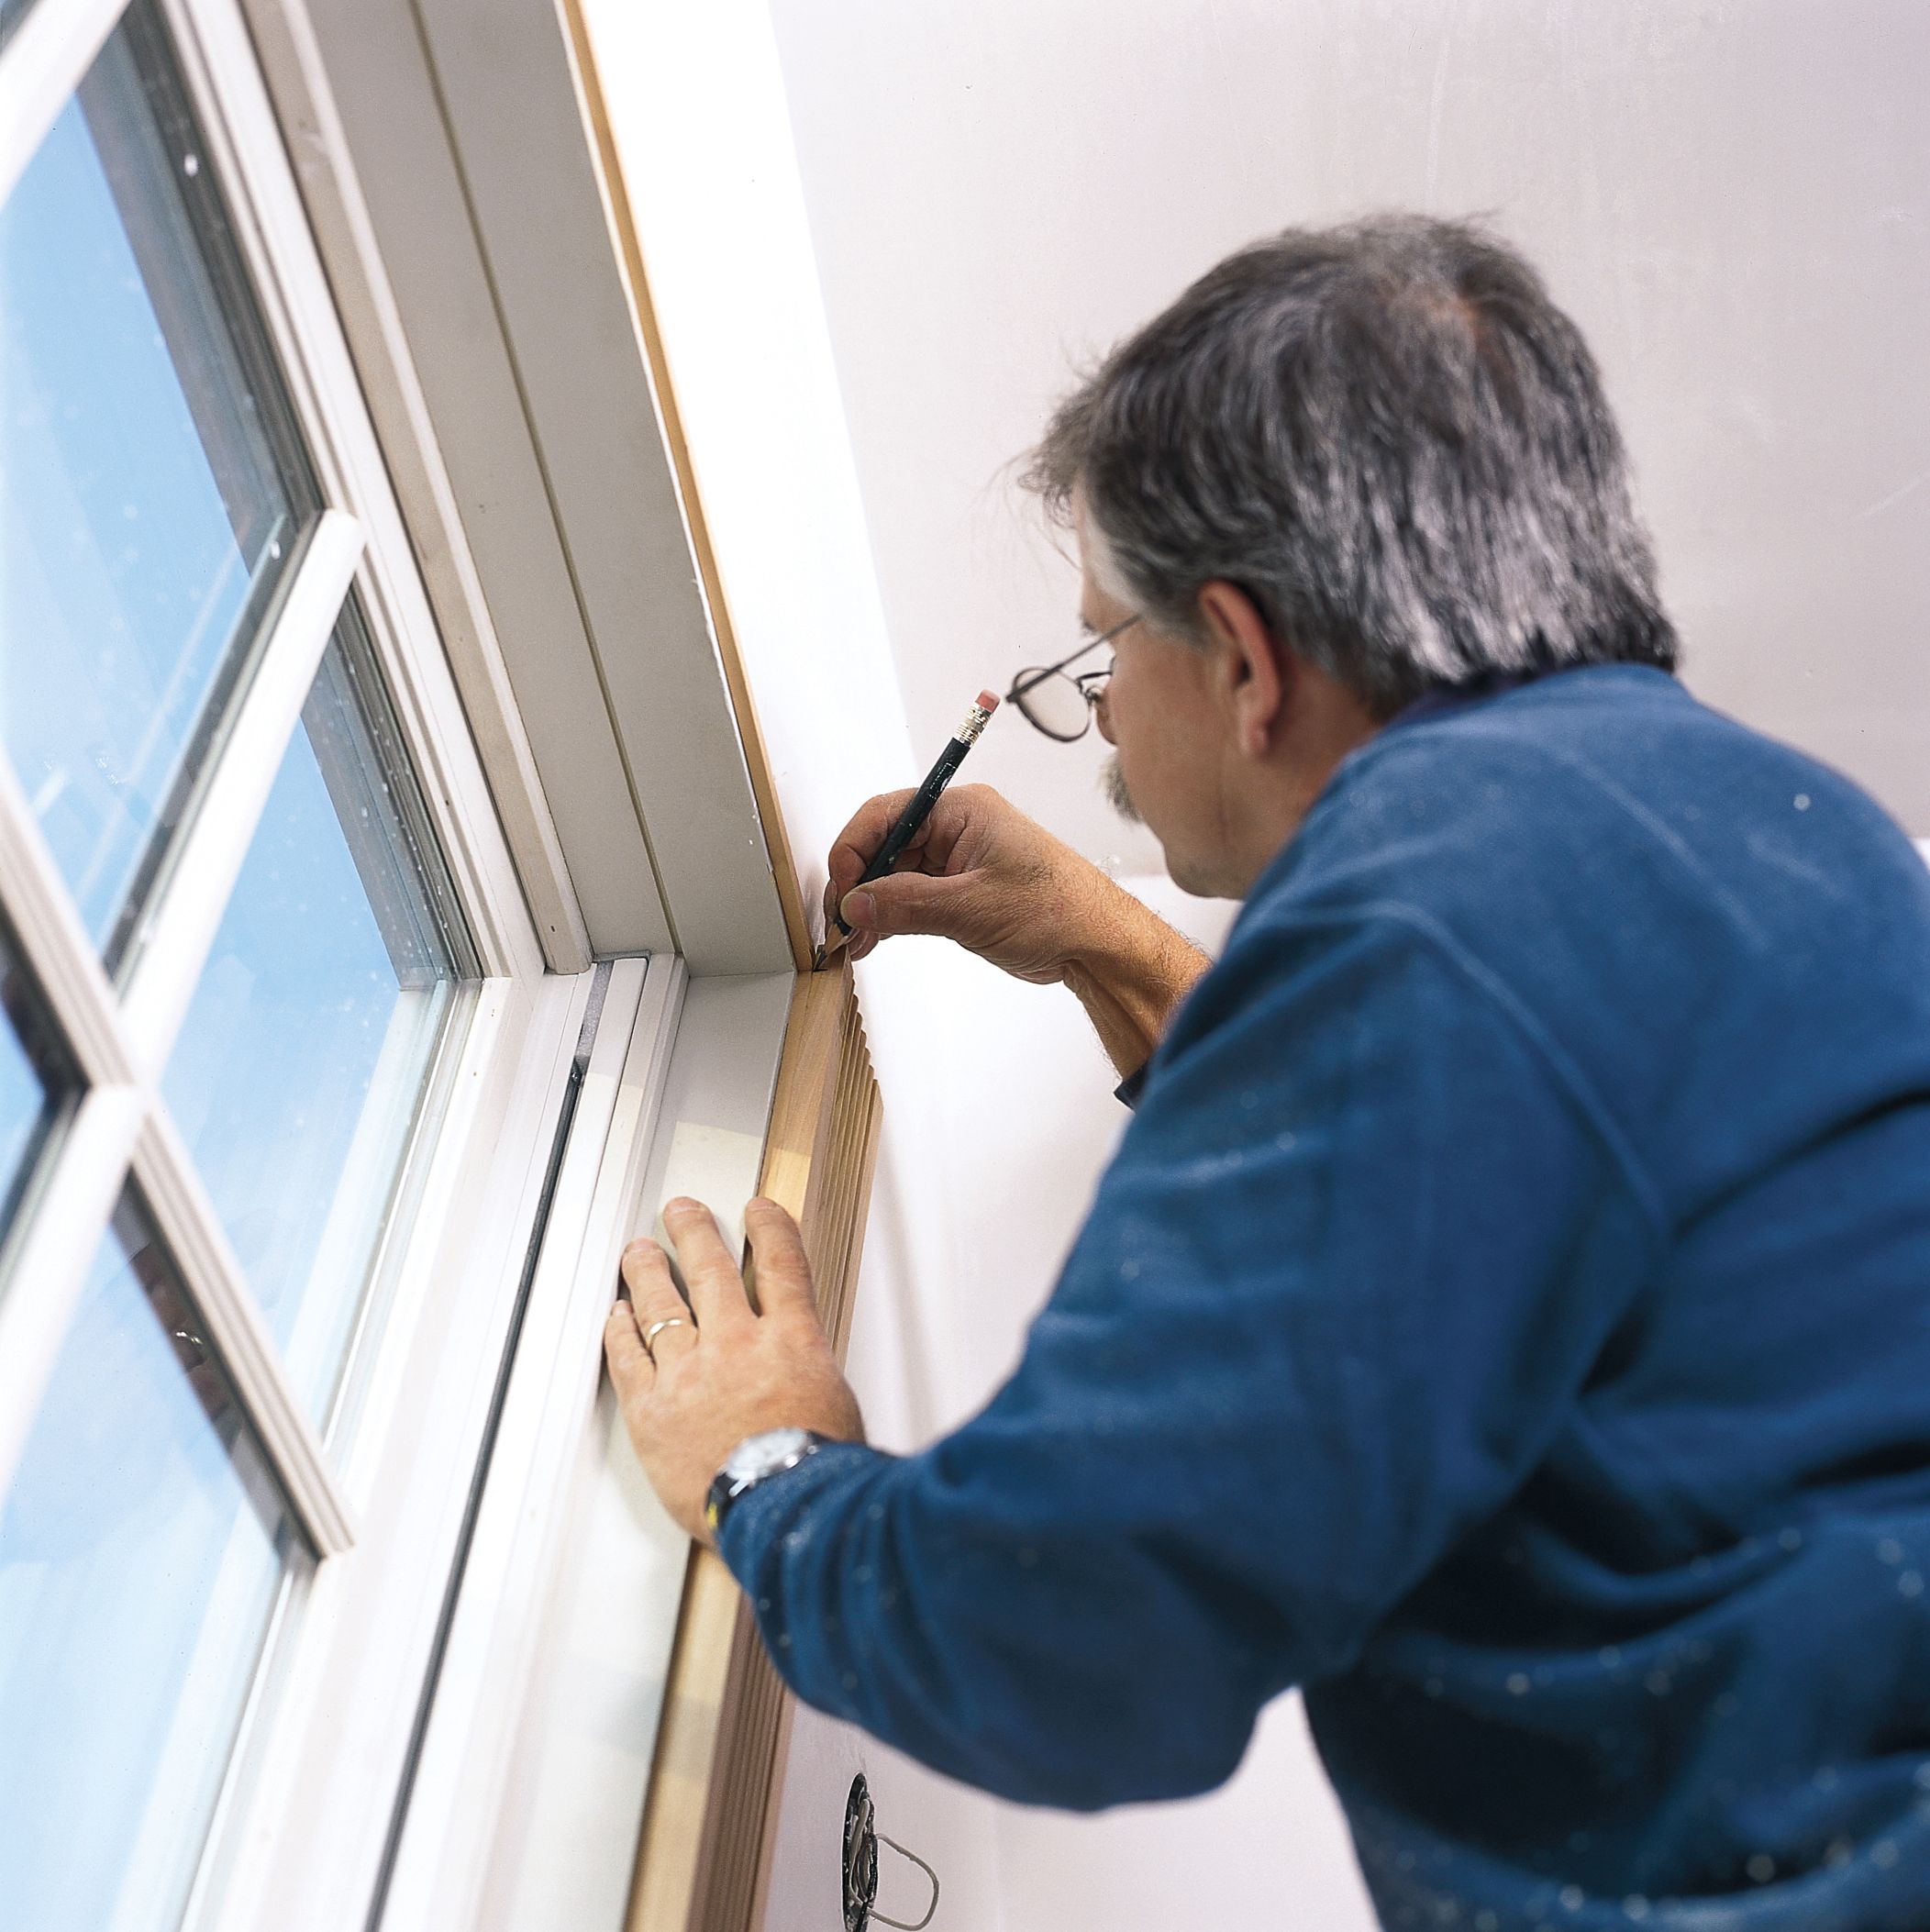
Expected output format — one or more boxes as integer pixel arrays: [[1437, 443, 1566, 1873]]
[[815, 690, 1002, 968]]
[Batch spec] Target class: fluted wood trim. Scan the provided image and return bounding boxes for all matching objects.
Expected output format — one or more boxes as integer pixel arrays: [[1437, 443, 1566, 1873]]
[[626, 962, 882, 1932]]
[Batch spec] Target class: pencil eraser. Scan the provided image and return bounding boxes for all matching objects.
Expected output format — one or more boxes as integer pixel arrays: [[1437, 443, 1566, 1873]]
[[976, 689, 1000, 712]]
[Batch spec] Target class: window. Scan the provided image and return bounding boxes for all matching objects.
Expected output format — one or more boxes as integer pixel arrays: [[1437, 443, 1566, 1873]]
[[160, 598, 477, 1424], [0, 1188, 305, 1932], [2, 0, 318, 967], [0, 0, 589, 1926]]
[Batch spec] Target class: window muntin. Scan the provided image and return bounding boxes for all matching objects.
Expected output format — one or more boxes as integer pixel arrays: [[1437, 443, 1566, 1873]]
[[0, 1192, 305, 1932], [0, 922, 73, 1244], [0, 0, 318, 966], [161, 600, 477, 1421]]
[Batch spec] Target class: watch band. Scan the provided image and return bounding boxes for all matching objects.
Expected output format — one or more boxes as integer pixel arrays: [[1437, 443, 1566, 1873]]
[[704, 1428, 829, 1538]]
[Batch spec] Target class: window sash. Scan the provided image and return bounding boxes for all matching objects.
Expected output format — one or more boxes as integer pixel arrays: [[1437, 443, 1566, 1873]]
[[0, 0, 554, 1476], [0, 0, 587, 1924], [192, 970, 621, 1932]]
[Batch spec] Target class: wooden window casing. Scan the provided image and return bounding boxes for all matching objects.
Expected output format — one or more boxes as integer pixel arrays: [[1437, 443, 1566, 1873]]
[[628, 963, 883, 1932]]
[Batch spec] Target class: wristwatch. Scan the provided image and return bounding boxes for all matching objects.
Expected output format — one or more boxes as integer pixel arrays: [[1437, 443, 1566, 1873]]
[[704, 1427, 829, 1538]]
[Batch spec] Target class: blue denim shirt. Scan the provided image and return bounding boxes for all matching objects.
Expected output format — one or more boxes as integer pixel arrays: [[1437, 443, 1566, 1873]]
[[722, 667, 1930, 1930]]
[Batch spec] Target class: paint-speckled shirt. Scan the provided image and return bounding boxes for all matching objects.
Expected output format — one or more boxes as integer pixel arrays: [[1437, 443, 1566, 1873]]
[[722, 665, 1930, 1932]]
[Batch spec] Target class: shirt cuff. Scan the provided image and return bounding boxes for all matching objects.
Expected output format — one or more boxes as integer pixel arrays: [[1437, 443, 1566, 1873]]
[[1114, 1062, 1149, 1110], [715, 1437, 884, 1583]]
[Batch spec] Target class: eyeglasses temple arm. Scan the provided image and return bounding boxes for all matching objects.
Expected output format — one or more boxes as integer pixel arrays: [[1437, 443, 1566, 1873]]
[[1005, 614, 1140, 703]]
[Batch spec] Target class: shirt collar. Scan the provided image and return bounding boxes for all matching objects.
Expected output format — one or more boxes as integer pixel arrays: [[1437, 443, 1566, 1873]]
[[1382, 667, 1549, 734]]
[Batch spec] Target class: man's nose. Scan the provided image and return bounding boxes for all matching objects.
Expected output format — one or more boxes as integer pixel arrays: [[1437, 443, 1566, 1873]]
[[1093, 688, 1116, 745]]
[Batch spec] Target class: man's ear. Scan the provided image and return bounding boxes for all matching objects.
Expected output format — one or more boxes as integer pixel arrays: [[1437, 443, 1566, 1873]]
[[1196, 581, 1288, 758]]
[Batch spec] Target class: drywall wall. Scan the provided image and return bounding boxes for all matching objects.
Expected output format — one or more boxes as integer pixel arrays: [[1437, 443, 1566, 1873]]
[[748, 4, 1927, 1926], [582, 4, 1926, 1929], [766, 0, 1930, 869]]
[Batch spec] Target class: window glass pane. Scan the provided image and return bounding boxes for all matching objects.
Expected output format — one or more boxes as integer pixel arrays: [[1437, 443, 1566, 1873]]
[[0, 0, 320, 962], [162, 601, 477, 1423], [0, 1194, 305, 1932], [0, 922, 74, 1247]]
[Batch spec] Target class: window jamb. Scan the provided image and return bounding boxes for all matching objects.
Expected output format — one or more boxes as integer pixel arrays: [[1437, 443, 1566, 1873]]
[[461, 970, 800, 1931], [374, 953, 686, 1930]]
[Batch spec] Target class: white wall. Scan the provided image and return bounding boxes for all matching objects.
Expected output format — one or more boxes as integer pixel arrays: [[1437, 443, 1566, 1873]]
[[593, 5, 1927, 1929], [766, 0, 1930, 866]]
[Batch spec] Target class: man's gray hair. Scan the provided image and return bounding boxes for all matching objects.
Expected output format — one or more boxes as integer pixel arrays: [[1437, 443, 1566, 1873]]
[[1024, 215, 1678, 717]]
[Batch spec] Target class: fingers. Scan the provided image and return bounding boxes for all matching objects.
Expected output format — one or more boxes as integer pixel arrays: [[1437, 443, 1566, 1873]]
[[660, 1198, 753, 1336], [619, 1238, 700, 1371], [604, 1299, 653, 1398], [823, 786, 983, 931], [743, 1197, 820, 1331], [824, 787, 1006, 960], [826, 789, 919, 908], [621, 1236, 688, 1329], [841, 866, 980, 943]]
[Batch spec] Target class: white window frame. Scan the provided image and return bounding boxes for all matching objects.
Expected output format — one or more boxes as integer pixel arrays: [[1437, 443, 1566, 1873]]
[[0, 1, 693, 1928]]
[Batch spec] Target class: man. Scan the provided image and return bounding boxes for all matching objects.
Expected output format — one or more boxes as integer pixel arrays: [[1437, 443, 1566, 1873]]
[[605, 217, 1930, 1930]]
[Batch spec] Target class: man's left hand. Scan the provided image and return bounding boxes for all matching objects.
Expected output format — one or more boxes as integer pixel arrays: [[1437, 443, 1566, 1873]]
[[605, 1195, 865, 1542]]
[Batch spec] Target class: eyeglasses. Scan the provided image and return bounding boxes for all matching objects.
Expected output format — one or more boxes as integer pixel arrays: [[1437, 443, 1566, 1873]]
[[1005, 615, 1140, 742]]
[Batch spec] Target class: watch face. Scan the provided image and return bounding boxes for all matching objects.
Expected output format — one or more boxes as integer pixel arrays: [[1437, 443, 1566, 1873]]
[[723, 1426, 813, 1487]]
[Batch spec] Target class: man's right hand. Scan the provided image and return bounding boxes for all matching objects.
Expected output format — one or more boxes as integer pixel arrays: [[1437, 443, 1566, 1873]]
[[824, 784, 1107, 983], [824, 785, 1214, 1083]]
